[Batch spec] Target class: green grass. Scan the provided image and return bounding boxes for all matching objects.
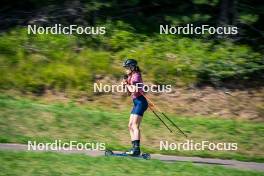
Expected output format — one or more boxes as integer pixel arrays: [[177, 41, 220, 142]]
[[0, 150, 263, 176], [0, 94, 264, 162]]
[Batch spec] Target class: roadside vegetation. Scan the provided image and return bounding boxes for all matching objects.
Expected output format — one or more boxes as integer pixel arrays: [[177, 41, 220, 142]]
[[1, 151, 264, 176], [0, 94, 263, 162], [0, 27, 263, 97]]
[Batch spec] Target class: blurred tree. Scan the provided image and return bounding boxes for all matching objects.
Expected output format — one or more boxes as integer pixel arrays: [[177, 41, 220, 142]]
[[218, 0, 237, 25]]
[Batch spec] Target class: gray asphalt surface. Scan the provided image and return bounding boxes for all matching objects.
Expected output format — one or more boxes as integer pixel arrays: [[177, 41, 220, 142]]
[[0, 143, 263, 172]]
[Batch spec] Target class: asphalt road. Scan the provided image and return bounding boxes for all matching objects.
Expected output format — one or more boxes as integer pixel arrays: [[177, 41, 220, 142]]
[[0, 143, 263, 172]]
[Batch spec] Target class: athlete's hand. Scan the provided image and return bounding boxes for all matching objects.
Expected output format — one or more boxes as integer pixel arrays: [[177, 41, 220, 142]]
[[121, 80, 128, 88], [121, 79, 127, 85]]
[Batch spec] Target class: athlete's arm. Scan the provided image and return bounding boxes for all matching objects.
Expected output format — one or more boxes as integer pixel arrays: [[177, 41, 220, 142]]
[[122, 80, 138, 93]]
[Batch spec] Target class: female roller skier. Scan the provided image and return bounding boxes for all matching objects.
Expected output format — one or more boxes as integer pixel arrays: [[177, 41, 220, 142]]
[[121, 59, 148, 156]]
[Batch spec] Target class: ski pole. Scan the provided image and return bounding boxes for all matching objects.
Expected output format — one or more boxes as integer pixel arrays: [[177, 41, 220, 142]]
[[142, 94, 188, 138], [160, 112, 188, 138], [148, 106, 173, 133]]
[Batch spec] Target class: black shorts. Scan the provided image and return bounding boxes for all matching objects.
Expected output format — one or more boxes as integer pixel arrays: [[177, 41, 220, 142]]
[[131, 95, 148, 116]]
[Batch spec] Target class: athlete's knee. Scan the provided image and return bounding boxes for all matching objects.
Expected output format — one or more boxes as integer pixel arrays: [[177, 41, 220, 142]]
[[132, 123, 139, 131], [128, 123, 133, 131]]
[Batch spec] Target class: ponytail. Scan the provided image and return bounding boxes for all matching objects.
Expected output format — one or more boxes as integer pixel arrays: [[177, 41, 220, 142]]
[[134, 66, 141, 73]]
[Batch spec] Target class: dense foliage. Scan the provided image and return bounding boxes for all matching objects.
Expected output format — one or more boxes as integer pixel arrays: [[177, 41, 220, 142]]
[[0, 0, 263, 94]]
